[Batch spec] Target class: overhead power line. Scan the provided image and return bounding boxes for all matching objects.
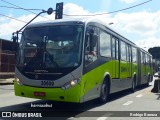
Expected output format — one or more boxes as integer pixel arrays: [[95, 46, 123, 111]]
[[0, 5, 43, 11], [0, 0, 152, 22], [63, 0, 153, 16], [0, 13, 27, 23], [0, 0, 51, 20]]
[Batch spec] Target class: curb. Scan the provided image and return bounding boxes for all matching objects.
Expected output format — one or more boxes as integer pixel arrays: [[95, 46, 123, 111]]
[[0, 78, 14, 85], [0, 82, 14, 85]]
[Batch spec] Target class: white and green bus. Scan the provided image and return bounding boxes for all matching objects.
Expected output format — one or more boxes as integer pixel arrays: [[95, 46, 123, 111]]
[[14, 18, 153, 103]]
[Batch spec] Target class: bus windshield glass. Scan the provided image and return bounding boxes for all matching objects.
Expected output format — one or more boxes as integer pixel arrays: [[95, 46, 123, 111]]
[[18, 25, 83, 69]]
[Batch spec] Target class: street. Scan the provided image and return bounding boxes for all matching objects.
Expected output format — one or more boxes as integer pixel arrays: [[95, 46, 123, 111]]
[[0, 77, 160, 120]]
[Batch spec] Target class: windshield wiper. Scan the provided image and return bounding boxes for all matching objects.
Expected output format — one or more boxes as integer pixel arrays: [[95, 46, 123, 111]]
[[45, 51, 59, 67], [43, 36, 59, 67]]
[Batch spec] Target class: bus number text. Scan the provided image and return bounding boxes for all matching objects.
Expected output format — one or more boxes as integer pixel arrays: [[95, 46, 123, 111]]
[[41, 81, 54, 87]]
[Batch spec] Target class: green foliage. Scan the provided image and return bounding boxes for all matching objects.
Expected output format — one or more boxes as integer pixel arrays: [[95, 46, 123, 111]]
[[148, 47, 160, 59]]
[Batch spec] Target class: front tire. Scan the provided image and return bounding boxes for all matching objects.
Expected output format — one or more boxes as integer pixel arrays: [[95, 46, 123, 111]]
[[99, 80, 109, 103]]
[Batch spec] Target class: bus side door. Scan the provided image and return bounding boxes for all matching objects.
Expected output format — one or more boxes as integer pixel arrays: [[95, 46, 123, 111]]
[[112, 37, 119, 79], [127, 45, 132, 78], [120, 41, 131, 90]]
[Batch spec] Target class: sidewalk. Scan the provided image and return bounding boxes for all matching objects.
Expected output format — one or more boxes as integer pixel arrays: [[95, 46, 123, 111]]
[[0, 72, 14, 79], [0, 78, 14, 85]]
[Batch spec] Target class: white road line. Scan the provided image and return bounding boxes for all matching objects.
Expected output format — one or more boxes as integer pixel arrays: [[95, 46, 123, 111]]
[[69, 117, 77, 119], [96, 117, 108, 120], [123, 101, 133, 105], [136, 94, 143, 98]]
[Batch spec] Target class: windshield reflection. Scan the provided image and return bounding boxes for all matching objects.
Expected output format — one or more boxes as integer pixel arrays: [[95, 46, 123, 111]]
[[18, 25, 83, 69]]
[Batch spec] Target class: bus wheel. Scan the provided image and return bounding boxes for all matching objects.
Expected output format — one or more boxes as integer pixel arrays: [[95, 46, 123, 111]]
[[131, 78, 136, 92], [146, 75, 150, 87], [99, 80, 109, 103]]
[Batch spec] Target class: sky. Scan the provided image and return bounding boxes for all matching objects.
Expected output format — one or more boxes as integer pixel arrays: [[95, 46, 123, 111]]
[[0, 0, 160, 50]]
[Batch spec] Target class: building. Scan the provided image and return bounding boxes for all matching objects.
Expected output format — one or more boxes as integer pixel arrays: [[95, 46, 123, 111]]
[[0, 38, 17, 78]]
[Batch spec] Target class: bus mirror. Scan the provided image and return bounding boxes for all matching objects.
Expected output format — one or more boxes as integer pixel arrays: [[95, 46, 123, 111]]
[[12, 36, 17, 43], [12, 33, 18, 43], [11, 33, 18, 51], [13, 42, 19, 52]]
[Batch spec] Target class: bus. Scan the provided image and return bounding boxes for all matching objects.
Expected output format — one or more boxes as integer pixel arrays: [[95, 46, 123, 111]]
[[14, 17, 153, 103]]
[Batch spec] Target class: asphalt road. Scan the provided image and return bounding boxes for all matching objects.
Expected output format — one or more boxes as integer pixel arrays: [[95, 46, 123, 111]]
[[0, 77, 160, 120]]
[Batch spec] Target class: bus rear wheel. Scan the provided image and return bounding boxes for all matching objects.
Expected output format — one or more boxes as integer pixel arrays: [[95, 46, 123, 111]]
[[99, 80, 109, 103], [146, 75, 151, 87], [131, 78, 136, 92]]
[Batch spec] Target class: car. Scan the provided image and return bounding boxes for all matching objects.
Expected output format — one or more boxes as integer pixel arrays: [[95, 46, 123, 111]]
[[154, 71, 160, 78]]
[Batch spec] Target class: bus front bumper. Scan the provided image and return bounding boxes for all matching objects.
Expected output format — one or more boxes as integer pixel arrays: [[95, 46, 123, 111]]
[[14, 81, 81, 103]]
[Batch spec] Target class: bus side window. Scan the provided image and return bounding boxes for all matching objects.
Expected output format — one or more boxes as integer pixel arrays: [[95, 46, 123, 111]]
[[85, 26, 98, 66], [116, 39, 119, 60], [112, 37, 116, 59], [100, 30, 111, 57], [121, 41, 127, 61], [132, 47, 137, 63]]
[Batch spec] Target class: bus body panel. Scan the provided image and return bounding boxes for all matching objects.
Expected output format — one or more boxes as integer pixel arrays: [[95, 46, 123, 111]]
[[14, 18, 153, 103], [81, 60, 113, 102], [14, 80, 81, 103], [15, 66, 83, 88]]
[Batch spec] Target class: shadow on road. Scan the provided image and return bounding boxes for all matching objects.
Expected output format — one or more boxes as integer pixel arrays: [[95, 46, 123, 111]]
[[0, 99, 105, 118], [0, 85, 152, 118], [108, 84, 152, 103]]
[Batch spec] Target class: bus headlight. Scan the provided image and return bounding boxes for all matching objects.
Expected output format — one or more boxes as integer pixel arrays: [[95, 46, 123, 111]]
[[15, 77, 23, 86], [61, 79, 80, 90]]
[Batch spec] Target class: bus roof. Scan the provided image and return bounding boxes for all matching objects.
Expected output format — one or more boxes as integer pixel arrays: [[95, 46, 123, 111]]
[[28, 17, 135, 42], [26, 17, 113, 28], [26, 17, 149, 52], [26, 18, 87, 28]]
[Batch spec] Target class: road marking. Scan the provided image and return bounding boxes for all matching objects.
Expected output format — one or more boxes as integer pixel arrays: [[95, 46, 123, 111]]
[[123, 101, 133, 105], [97, 117, 108, 120], [136, 94, 143, 98], [69, 117, 78, 119]]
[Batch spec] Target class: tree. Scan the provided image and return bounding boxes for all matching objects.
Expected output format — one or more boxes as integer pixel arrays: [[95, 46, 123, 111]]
[[148, 47, 160, 59]]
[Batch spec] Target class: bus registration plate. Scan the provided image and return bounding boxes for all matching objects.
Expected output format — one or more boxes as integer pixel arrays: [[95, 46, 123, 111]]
[[34, 92, 46, 97]]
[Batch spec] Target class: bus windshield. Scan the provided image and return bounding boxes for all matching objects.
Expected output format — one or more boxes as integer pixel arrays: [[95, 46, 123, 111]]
[[18, 25, 83, 70]]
